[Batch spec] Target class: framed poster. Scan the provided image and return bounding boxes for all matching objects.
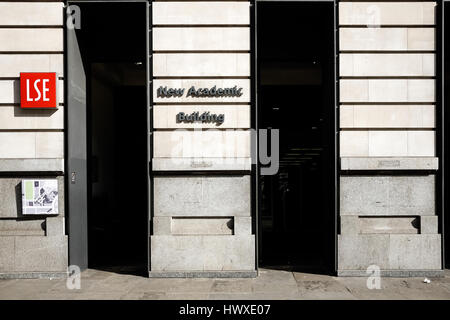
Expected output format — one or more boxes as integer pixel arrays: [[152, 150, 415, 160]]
[[21, 180, 59, 215]]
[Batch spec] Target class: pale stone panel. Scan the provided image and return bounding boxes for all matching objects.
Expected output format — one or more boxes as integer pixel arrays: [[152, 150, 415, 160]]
[[340, 54, 435, 77], [36, 132, 64, 158], [153, 53, 250, 77], [341, 105, 435, 128], [407, 79, 435, 102], [152, 2, 250, 25], [154, 176, 250, 217], [339, 105, 354, 128], [171, 217, 233, 235], [153, 217, 171, 235], [0, 132, 35, 158], [407, 130, 435, 157], [153, 130, 250, 158], [0, 29, 63, 52], [153, 79, 250, 103], [0, 106, 64, 130], [14, 235, 68, 272], [339, 80, 368, 102], [151, 235, 255, 271], [339, 131, 369, 157], [0, 237, 15, 271], [389, 234, 441, 269], [0, 219, 45, 236], [0, 2, 63, 26], [408, 28, 435, 50], [421, 216, 438, 234], [153, 27, 250, 51], [340, 175, 435, 216], [369, 131, 408, 157], [338, 234, 441, 270], [0, 54, 64, 77], [341, 157, 439, 171], [45, 217, 65, 236], [234, 217, 252, 236], [152, 157, 251, 171], [338, 234, 390, 270], [341, 80, 435, 103], [339, 2, 436, 25], [0, 159, 64, 172], [153, 105, 250, 129], [340, 28, 407, 50], [359, 217, 419, 234], [339, 28, 434, 50], [0, 79, 64, 104]]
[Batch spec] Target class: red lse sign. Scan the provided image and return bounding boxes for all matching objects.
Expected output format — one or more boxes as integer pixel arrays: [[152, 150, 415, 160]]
[[20, 73, 57, 108]]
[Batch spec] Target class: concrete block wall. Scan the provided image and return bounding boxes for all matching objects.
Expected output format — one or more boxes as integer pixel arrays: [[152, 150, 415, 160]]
[[338, 1, 442, 276], [0, 2, 67, 277], [150, 1, 255, 276]]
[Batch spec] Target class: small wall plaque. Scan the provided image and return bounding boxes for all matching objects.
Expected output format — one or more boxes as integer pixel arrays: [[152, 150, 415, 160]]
[[21, 179, 59, 215]]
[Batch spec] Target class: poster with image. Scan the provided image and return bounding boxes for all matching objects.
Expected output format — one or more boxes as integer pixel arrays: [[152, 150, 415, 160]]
[[21, 179, 59, 215]]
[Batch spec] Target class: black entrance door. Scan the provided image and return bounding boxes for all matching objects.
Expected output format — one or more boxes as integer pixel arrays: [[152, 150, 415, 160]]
[[257, 1, 336, 273]]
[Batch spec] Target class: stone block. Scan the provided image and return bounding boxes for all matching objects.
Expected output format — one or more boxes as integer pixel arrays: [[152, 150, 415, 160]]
[[153, 216, 171, 235], [0, 29, 63, 52], [151, 235, 255, 271], [341, 105, 435, 129], [408, 28, 435, 50], [0, 159, 64, 173], [152, 2, 250, 25], [421, 216, 438, 234], [0, 2, 63, 26], [45, 217, 64, 236], [0, 54, 63, 78], [340, 54, 434, 77], [340, 215, 359, 235], [368, 79, 408, 102], [407, 79, 435, 102], [0, 236, 15, 271], [171, 217, 233, 235], [153, 79, 250, 103], [359, 216, 419, 234], [407, 130, 435, 157], [234, 217, 252, 236], [389, 234, 441, 269], [339, 2, 436, 25], [153, 130, 250, 158], [153, 53, 250, 77], [0, 132, 35, 158], [153, 27, 250, 51], [154, 176, 251, 217], [153, 105, 250, 129], [340, 157, 439, 171], [369, 131, 408, 157], [339, 80, 368, 103], [338, 234, 390, 270], [340, 175, 435, 216], [14, 235, 68, 272], [35, 132, 64, 158], [0, 106, 64, 130], [0, 176, 64, 218], [339, 131, 369, 157], [340, 28, 407, 50], [152, 157, 251, 171], [0, 219, 45, 236]]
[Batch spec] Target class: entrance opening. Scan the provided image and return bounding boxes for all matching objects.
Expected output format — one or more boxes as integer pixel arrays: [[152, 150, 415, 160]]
[[73, 2, 148, 274], [257, 2, 335, 273]]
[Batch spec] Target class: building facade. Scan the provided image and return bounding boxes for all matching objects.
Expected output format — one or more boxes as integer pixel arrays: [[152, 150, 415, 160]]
[[0, 0, 447, 278]]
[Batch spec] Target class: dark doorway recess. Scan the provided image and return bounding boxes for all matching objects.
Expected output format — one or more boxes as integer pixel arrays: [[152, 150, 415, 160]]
[[444, 1, 449, 269], [69, 2, 148, 275], [257, 2, 335, 273]]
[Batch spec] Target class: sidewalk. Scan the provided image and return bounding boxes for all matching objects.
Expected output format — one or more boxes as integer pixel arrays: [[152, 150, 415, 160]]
[[0, 268, 449, 300]]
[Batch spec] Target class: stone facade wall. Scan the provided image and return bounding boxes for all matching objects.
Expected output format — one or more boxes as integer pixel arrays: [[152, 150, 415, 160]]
[[0, 1, 67, 277], [150, 1, 255, 276], [338, 1, 442, 276]]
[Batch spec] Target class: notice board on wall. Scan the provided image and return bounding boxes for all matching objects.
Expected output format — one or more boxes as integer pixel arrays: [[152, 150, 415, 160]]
[[21, 180, 59, 215]]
